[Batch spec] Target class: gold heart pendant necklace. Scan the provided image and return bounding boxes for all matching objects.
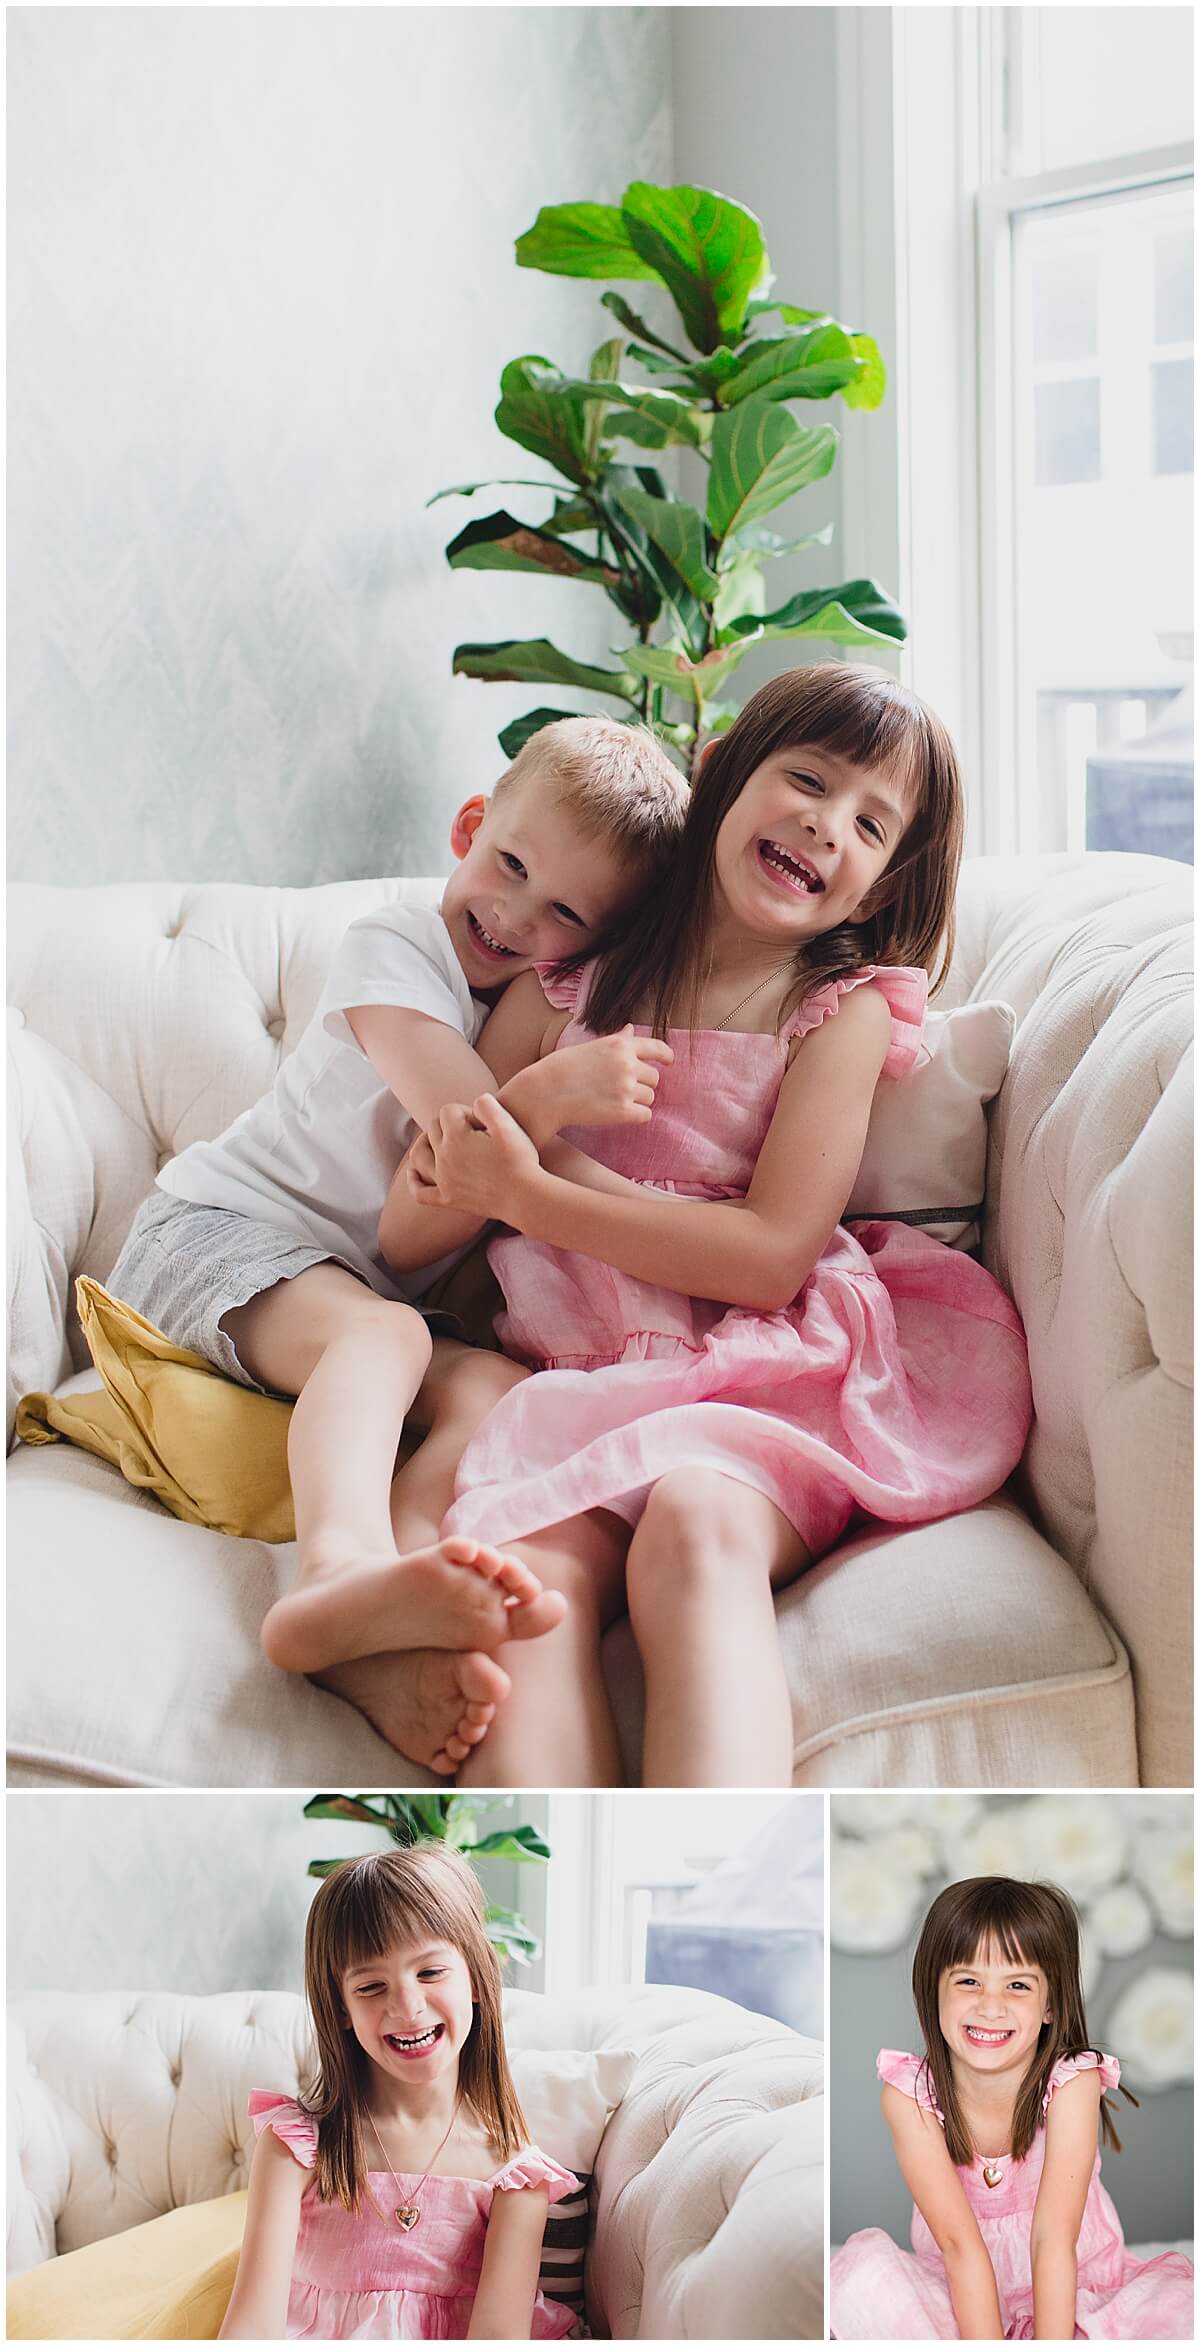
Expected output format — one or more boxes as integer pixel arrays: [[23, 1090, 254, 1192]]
[[367, 2100, 459, 2231], [982, 2161, 1005, 2188]]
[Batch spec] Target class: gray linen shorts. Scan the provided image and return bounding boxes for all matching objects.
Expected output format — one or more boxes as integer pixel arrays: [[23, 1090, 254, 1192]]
[[106, 1191, 454, 1395]]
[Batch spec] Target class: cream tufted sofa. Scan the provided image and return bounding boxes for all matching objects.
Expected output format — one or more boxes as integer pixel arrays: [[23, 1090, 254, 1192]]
[[6, 853, 1192, 1789], [6, 1983, 825, 2339]]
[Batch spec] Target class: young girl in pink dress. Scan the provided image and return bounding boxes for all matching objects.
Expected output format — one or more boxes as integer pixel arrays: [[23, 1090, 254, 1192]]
[[220, 1846, 578, 2342], [341, 665, 1034, 1784], [830, 1875, 1194, 2340]]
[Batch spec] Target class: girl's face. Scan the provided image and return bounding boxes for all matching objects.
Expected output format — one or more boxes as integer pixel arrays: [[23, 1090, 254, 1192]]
[[340, 1935, 475, 2087], [938, 1939, 1052, 2081], [712, 741, 912, 944]]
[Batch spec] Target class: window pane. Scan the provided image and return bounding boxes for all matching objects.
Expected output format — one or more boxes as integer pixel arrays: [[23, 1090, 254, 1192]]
[[1154, 228, 1194, 345], [1152, 357, 1194, 474], [1029, 7, 1193, 173], [1031, 249, 1098, 364], [1035, 376, 1101, 484], [1013, 185, 1193, 858]]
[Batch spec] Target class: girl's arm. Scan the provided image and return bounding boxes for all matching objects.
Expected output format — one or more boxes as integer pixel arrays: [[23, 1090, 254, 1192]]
[[1028, 2069, 1102, 2341], [466, 2181, 551, 2341], [882, 2086, 1004, 2342], [418, 980, 893, 1309], [378, 974, 672, 1270], [218, 2129, 306, 2339]]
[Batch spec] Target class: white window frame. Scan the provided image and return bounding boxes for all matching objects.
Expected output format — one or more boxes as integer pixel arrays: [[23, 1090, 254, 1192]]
[[836, 5, 1193, 857]]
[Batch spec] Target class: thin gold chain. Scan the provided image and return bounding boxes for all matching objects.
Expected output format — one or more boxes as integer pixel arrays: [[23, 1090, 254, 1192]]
[[365, 2099, 459, 2228], [713, 963, 796, 1032]]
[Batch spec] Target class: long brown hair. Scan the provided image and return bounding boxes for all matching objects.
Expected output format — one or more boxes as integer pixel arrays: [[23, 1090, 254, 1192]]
[[302, 1845, 528, 2210], [584, 664, 965, 1039], [911, 1876, 1134, 2168]]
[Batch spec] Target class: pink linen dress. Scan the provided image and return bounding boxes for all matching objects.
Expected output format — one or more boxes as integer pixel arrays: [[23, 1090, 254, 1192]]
[[443, 962, 1033, 1556], [829, 2050, 1194, 2339], [248, 2093, 578, 2340]]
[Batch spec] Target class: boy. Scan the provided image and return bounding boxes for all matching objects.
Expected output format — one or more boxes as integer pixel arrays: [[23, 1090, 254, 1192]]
[[107, 718, 686, 1767]]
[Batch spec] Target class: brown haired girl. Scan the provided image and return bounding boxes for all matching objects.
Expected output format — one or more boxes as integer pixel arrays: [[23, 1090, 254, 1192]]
[[219, 1846, 578, 2340], [368, 665, 1034, 1786], [830, 1875, 1194, 2339]]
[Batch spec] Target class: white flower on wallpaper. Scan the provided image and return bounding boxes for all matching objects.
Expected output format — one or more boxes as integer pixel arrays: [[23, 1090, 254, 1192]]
[[1087, 1883, 1155, 1960], [1130, 1828, 1194, 1938], [831, 1796, 918, 1838], [947, 1808, 1038, 1884], [868, 1824, 940, 1882], [1106, 1969, 1194, 2090], [830, 1837, 925, 1953], [1020, 1796, 1127, 1900]]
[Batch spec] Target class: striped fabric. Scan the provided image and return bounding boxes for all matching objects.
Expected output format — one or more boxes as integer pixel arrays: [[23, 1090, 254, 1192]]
[[539, 2172, 592, 2319]]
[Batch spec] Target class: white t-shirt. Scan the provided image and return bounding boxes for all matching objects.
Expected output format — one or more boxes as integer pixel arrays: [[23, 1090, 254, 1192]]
[[157, 902, 488, 1301]]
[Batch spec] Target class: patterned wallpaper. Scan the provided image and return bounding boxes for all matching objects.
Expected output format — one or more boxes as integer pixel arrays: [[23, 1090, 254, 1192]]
[[8, 8, 671, 885], [6, 1793, 549, 1997]]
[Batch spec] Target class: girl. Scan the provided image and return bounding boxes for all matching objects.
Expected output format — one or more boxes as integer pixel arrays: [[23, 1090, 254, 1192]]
[[220, 1846, 579, 2341], [829, 1874, 1194, 2339], [367, 666, 1034, 1787]]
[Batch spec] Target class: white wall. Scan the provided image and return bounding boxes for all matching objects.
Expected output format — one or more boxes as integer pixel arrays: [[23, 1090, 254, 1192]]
[[8, 7, 670, 886], [5, 1793, 550, 1996]]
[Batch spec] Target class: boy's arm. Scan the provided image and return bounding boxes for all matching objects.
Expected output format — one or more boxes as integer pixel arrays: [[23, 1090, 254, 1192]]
[[465, 2181, 548, 2341], [375, 975, 674, 1271], [882, 2087, 1003, 2341], [1028, 2070, 1099, 2340]]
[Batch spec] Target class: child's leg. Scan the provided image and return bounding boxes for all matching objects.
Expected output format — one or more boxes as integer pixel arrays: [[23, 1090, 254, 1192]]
[[624, 1469, 809, 1786], [227, 1273, 557, 1766], [455, 1510, 631, 1788], [259, 1338, 563, 1670]]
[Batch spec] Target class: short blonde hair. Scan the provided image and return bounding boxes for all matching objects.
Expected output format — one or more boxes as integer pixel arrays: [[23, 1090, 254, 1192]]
[[494, 716, 689, 874]]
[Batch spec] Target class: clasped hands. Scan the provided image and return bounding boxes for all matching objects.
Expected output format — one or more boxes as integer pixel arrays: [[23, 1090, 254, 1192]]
[[406, 1025, 672, 1224]]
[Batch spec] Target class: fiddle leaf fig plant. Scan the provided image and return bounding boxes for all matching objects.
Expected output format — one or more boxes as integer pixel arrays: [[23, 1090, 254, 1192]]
[[433, 180, 905, 764], [303, 1792, 548, 1966]]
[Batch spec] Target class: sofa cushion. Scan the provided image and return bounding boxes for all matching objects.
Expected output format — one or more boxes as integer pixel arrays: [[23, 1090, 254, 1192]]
[[7, 1427, 1137, 1792], [4, 2193, 246, 2339]]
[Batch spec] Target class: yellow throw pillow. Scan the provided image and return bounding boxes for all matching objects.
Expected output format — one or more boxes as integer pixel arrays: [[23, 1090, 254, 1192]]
[[15, 1247, 504, 1544], [5, 2191, 247, 2340]]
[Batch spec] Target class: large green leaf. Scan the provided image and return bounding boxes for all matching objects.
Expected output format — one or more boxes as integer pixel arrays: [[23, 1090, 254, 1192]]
[[719, 328, 862, 408], [707, 399, 839, 542], [724, 576, 907, 647], [453, 638, 640, 701], [620, 181, 772, 352], [624, 635, 760, 706], [610, 486, 718, 600], [841, 332, 887, 410], [583, 336, 625, 467], [445, 510, 623, 592], [599, 290, 691, 363], [484, 1906, 541, 1964], [497, 707, 577, 760], [494, 356, 597, 487], [554, 377, 711, 450], [302, 1794, 386, 1826], [472, 1824, 552, 1862], [598, 486, 706, 656], [711, 552, 766, 629], [515, 202, 661, 281], [306, 1858, 350, 1879]]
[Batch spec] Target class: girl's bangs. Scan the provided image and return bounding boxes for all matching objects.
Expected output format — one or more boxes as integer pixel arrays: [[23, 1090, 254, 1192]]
[[938, 1881, 1056, 1975], [325, 1860, 475, 1979], [767, 691, 926, 801]]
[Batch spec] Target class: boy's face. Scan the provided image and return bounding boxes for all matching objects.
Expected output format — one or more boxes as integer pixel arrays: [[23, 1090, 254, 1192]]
[[441, 774, 636, 993]]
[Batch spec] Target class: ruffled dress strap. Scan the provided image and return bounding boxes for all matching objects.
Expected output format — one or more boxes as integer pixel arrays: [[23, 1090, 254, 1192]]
[[785, 965, 928, 1078], [248, 2090, 319, 2169], [489, 2143, 580, 2203], [1042, 2050, 1121, 2112], [876, 2049, 944, 2120], [534, 957, 596, 1017]]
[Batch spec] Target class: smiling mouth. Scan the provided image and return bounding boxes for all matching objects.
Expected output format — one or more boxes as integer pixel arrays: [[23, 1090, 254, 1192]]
[[466, 910, 519, 961], [384, 2024, 445, 2057], [757, 840, 825, 895], [964, 2027, 1015, 2045]]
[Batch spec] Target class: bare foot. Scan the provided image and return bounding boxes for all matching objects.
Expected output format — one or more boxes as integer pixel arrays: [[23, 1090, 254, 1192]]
[[315, 1646, 511, 1774], [260, 1536, 567, 1675]]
